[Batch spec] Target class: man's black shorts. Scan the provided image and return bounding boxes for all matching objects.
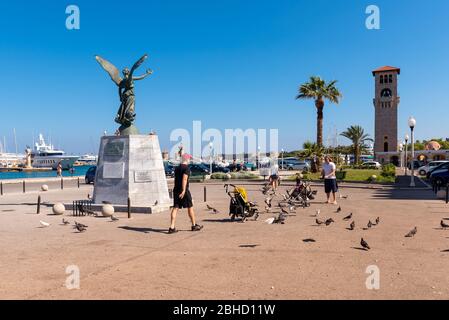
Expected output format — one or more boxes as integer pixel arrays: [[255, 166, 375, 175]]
[[324, 179, 338, 193]]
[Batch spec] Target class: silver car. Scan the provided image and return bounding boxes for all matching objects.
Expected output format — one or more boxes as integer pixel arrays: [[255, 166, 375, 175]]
[[280, 159, 310, 171]]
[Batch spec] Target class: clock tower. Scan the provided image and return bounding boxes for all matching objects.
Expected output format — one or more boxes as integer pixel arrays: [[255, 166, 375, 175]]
[[372, 66, 400, 163]]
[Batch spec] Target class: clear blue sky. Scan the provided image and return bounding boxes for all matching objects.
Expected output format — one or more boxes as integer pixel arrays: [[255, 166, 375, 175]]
[[0, 0, 448, 154]]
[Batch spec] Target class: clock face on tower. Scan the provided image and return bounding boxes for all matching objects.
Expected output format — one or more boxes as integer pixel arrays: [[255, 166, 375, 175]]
[[380, 88, 392, 98]]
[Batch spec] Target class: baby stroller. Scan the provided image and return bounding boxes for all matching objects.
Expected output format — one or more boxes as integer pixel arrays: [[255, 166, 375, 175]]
[[225, 184, 259, 222], [285, 181, 317, 208]]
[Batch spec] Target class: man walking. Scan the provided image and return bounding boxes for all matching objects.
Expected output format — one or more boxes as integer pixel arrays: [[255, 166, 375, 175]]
[[321, 156, 338, 204], [168, 153, 203, 234]]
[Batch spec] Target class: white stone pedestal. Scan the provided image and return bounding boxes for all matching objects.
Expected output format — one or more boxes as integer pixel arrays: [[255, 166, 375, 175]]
[[93, 134, 171, 212]]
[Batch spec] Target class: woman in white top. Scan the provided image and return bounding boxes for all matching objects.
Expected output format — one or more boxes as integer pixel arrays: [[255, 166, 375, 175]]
[[321, 156, 338, 204]]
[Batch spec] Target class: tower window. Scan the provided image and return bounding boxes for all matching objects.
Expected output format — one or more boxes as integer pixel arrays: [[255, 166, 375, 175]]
[[380, 75, 384, 84], [384, 141, 389, 152], [389, 75, 393, 83]]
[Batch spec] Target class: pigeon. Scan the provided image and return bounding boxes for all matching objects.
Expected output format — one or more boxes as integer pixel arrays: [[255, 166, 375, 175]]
[[87, 194, 92, 200], [316, 218, 324, 225], [340, 194, 348, 199], [75, 223, 86, 232], [405, 227, 417, 238], [154, 200, 158, 206], [360, 238, 370, 250], [110, 215, 119, 222], [367, 220, 373, 229], [74, 221, 88, 229], [39, 220, 50, 228], [62, 218, 70, 225], [375, 217, 380, 225], [441, 220, 449, 229], [265, 217, 275, 224], [273, 213, 287, 224], [343, 213, 353, 221], [349, 221, 355, 230], [336, 206, 342, 213], [325, 218, 335, 226], [315, 209, 321, 217], [206, 204, 219, 213], [288, 205, 296, 213], [264, 197, 272, 207]]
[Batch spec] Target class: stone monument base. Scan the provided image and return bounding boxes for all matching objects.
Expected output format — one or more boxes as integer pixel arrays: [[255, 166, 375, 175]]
[[93, 134, 171, 212]]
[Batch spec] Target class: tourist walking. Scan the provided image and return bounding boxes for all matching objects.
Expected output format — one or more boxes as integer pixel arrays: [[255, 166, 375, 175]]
[[168, 153, 203, 234], [56, 162, 63, 177], [321, 156, 338, 204]]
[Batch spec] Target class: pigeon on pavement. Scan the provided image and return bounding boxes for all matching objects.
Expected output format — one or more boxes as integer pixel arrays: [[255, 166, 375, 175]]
[[361, 238, 370, 250], [405, 227, 417, 238]]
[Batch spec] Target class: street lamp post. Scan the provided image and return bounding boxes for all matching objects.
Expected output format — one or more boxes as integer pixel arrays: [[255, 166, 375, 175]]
[[281, 148, 284, 171], [404, 134, 409, 176], [408, 117, 416, 187], [398, 143, 403, 169], [209, 142, 213, 174]]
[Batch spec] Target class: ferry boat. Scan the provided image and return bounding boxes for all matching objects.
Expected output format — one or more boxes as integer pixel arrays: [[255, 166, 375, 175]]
[[31, 134, 79, 170], [75, 154, 98, 165], [0, 153, 25, 168]]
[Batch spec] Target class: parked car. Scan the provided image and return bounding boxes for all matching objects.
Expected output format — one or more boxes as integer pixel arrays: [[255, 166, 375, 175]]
[[407, 160, 424, 170], [427, 161, 449, 179], [361, 161, 382, 169], [189, 163, 210, 175], [164, 162, 175, 177], [430, 168, 449, 186], [243, 162, 257, 171], [85, 166, 96, 184], [210, 163, 230, 173], [279, 159, 310, 171], [228, 162, 243, 172], [417, 160, 449, 176]]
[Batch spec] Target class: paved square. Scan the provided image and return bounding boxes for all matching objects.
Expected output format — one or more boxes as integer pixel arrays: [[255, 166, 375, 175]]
[[0, 181, 448, 299]]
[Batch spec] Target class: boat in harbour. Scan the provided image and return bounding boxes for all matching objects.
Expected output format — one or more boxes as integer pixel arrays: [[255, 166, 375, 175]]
[[75, 154, 98, 166], [31, 134, 79, 170]]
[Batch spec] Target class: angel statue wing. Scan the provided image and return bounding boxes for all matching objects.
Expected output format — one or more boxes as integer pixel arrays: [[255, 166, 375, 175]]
[[95, 55, 122, 86], [130, 54, 148, 76]]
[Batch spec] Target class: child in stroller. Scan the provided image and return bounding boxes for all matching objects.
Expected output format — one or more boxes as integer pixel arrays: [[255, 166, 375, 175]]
[[225, 184, 259, 222], [286, 173, 317, 207]]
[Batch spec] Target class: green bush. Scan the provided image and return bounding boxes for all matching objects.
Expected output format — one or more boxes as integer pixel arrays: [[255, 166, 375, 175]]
[[230, 172, 259, 180], [211, 172, 230, 180], [381, 164, 396, 178]]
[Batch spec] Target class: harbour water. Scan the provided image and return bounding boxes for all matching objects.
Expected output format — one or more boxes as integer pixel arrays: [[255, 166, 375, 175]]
[[0, 165, 93, 180]]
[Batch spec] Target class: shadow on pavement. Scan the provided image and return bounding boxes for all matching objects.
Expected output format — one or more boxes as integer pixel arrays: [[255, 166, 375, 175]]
[[371, 188, 436, 201], [118, 226, 168, 234]]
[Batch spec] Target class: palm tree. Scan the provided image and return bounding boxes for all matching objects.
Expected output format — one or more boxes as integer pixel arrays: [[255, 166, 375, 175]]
[[299, 141, 324, 173], [340, 125, 373, 165], [296, 76, 342, 148]]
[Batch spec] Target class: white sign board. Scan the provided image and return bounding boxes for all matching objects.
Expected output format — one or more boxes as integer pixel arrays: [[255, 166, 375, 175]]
[[103, 162, 124, 179]]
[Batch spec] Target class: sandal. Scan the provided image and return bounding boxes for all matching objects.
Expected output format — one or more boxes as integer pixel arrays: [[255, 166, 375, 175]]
[[191, 224, 203, 231], [168, 227, 178, 234]]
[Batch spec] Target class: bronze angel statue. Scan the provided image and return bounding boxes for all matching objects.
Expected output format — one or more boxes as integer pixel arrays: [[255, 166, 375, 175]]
[[95, 54, 153, 134]]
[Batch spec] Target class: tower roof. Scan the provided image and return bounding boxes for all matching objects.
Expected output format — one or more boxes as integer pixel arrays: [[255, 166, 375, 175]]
[[372, 66, 400, 76]]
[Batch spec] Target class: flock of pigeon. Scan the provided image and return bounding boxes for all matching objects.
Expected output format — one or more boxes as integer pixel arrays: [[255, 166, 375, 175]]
[[205, 182, 428, 252]]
